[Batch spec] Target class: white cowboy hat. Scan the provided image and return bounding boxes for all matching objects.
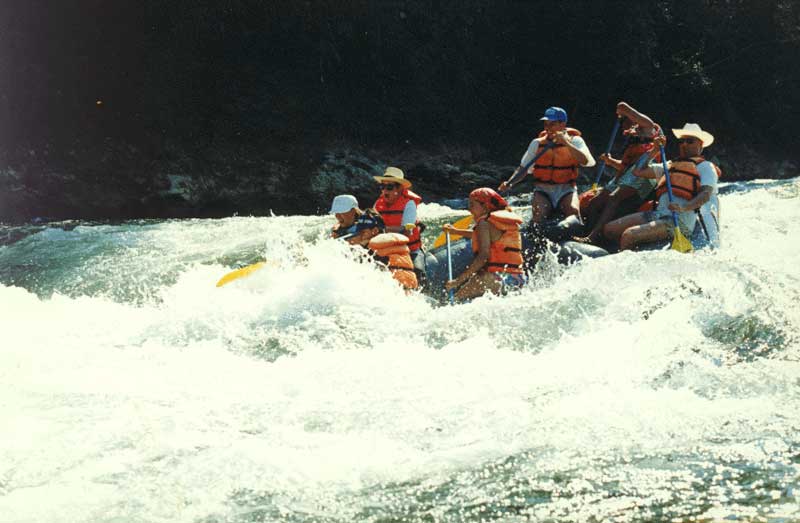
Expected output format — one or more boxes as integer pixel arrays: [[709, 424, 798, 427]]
[[373, 166, 412, 189], [672, 123, 714, 147]]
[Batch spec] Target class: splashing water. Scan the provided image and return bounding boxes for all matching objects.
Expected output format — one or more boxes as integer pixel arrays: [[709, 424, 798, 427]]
[[1, 180, 799, 522]]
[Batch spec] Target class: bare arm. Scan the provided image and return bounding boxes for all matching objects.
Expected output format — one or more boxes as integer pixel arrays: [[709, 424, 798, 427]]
[[442, 223, 473, 238], [617, 101, 656, 133], [668, 186, 713, 212], [447, 220, 490, 287]]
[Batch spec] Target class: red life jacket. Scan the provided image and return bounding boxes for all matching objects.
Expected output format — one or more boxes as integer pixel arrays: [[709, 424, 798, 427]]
[[655, 156, 721, 201], [527, 128, 582, 184], [374, 190, 422, 251], [472, 210, 524, 274], [620, 124, 662, 169]]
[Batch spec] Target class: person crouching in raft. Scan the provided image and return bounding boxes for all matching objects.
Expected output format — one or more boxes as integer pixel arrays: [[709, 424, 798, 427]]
[[442, 188, 525, 301], [368, 233, 419, 291], [330, 194, 385, 247]]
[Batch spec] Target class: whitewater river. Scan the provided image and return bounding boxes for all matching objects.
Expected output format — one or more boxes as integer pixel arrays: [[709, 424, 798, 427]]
[[1, 179, 799, 523]]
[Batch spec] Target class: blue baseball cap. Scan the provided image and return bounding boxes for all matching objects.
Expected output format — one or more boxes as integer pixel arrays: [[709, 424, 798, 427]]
[[539, 106, 568, 122]]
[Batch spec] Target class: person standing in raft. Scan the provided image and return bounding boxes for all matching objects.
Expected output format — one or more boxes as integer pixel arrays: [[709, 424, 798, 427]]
[[372, 166, 426, 280], [498, 106, 595, 226], [576, 102, 663, 245], [330, 194, 385, 247], [442, 188, 525, 301], [603, 124, 720, 251]]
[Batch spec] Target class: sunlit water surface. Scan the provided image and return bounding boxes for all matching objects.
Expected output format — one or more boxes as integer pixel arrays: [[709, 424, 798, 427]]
[[1, 181, 799, 522]]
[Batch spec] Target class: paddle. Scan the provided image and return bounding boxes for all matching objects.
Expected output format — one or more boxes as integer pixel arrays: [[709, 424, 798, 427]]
[[216, 231, 358, 287], [216, 261, 268, 287], [445, 231, 455, 304], [431, 143, 556, 249], [592, 117, 622, 191], [432, 215, 473, 249], [659, 144, 693, 253]]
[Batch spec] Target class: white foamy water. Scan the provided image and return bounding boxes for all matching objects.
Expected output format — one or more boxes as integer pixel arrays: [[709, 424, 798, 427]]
[[1, 179, 799, 522]]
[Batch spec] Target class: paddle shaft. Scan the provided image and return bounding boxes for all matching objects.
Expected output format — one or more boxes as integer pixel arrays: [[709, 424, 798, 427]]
[[504, 143, 555, 190], [592, 118, 622, 186], [445, 231, 454, 304], [659, 145, 681, 228]]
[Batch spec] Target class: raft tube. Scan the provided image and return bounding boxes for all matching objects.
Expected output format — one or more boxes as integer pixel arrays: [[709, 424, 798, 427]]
[[416, 215, 609, 301]]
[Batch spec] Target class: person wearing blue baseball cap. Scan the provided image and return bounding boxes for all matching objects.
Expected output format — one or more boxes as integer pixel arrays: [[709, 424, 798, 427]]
[[499, 106, 595, 225]]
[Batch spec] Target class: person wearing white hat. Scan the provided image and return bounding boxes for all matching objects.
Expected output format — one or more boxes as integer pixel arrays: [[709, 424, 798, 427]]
[[329, 194, 385, 247], [603, 123, 721, 251]]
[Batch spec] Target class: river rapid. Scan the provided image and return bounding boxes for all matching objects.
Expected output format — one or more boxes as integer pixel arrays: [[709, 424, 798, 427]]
[[1, 179, 799, 523]]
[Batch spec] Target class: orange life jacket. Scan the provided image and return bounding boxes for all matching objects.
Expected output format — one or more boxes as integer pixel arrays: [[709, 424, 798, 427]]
[[655, 156, 721, 201], [374, 190, 422, 251], [368, 233, 419, 290], [527, 128, 582, 184], [472, 210, 524, 274], [620, 124, 662, 169]]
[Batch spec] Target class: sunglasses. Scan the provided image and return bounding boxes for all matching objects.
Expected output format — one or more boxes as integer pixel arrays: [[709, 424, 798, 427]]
[[676, 138, 698, 144], [381, 184, 399, 191]]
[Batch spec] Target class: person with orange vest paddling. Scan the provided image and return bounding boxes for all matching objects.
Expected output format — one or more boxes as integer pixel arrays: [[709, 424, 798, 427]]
[[576, 102, 663, 245], [603, 123, 720, 251], [373, 166, 426, 280], [442, 188, 525, 301], [498, 106, 595, 225]]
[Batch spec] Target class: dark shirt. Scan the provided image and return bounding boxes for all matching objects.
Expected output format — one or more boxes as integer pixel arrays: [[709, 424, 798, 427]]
[[332, 209, 385, 239]]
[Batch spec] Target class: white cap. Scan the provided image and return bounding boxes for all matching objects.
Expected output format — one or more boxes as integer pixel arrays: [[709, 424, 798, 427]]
[[329, 194, 359, 214]]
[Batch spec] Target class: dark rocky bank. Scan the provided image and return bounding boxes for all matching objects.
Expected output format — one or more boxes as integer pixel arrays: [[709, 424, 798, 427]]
[[1, 1, 799, 223]]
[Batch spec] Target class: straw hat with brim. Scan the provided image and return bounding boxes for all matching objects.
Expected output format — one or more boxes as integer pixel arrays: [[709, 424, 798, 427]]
[[373, 166, 412, 189], [672, 123, 714, 147]]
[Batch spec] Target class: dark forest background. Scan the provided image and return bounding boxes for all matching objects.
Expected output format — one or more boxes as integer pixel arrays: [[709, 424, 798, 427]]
[[1, 0, 799, 222]]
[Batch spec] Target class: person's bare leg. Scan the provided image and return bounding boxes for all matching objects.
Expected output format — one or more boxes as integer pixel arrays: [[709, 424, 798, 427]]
[[578, 186, 638, 243], [619, 221, 672, 251], [454, 271, 499, 301], [603, 212, 650, 244], [558, 190, 580, 220], [531, 192, 553, 224]]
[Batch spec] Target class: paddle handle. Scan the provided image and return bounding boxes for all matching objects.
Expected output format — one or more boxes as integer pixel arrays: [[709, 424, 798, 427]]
[[445, 231, 454, 304], [504, 143, 555, 191], [592, 118, 622, 186], [659, 145, 680, 228]]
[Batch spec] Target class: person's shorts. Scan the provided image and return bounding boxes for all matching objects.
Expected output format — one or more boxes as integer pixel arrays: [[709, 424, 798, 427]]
[[492, 271, 526, 290], [615, 166, 657, 200], [532, 182, 577, 209], [642, 209, 696, 237]]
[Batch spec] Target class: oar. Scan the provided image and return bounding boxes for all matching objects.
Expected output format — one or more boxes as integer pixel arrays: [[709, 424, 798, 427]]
[[216, 261, 267, 287], [659, 144, 693, 253], [432, 215, 473, 249], [445, 231, 455, 304], [591, 117, 622, 191], [216, 231, 358, 287], [431, 143, 556, 249]]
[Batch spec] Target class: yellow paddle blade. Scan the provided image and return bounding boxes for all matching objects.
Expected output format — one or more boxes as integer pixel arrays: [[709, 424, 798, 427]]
[[216, 261, 267, 287], [591, 183, 598, 191], [432, 215, 474, 249], [671, 227, 694, 253]]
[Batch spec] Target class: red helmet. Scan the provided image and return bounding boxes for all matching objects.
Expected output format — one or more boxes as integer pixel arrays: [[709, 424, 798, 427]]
[[469, 188, 508, 212]]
